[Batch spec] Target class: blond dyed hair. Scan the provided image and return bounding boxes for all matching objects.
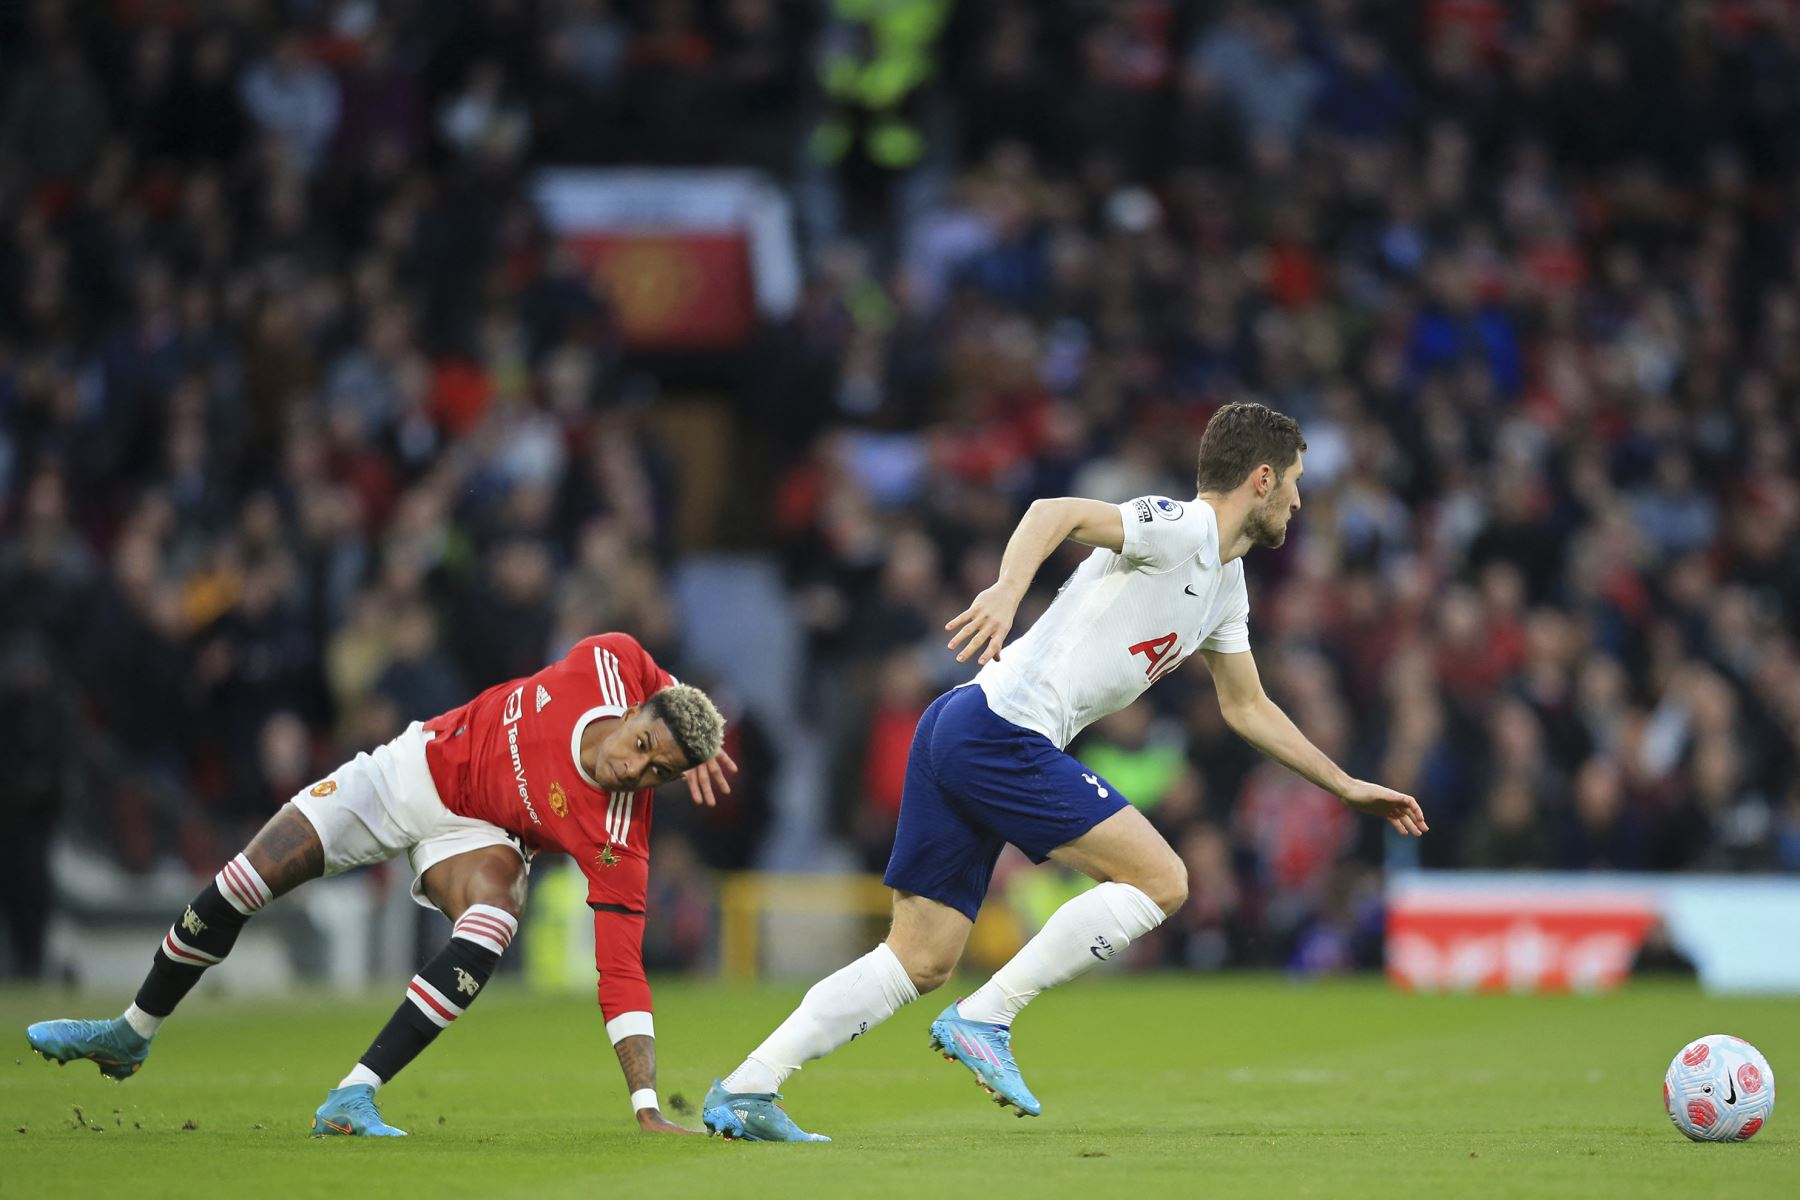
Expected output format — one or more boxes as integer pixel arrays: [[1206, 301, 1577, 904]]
[[643, 683, 726, 767]]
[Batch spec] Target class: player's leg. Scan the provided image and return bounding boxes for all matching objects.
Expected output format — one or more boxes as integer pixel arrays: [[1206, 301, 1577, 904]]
[[926, 803, 1175, 1117], [955, 802, 1182, 1028], [723, 891, 970, 1093], [703, 893, 969, 1141], [312, 843, 524, 1137], [25, 804, 324, 1078], [705, 688, 988, 1141], [918, 688, 1177, 1114]]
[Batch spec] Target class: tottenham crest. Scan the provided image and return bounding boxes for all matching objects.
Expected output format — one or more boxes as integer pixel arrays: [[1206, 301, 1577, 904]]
[[453, 967, 480, 996]]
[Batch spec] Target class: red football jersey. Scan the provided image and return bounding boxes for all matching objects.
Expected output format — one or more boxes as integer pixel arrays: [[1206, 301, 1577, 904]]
[[422, 631, 675, 912]]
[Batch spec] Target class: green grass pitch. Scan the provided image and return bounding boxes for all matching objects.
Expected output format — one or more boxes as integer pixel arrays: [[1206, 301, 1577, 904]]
[[3, 976, 1795, 1199]]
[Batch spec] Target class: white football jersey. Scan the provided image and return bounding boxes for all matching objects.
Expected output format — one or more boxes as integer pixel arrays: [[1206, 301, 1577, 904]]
[[975, 496, 1251, 749]]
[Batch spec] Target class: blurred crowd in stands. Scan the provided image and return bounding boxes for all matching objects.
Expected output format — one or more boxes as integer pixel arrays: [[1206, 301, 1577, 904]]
[[4, 0, 1800, 981]]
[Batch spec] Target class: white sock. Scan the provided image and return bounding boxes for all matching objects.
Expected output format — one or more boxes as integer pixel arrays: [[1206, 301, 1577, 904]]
[[721, 942, 919, 1094], [957, 881, 1166, 1026], [338, 1063, 383, 1091], [121, 1004, 163, 1039]]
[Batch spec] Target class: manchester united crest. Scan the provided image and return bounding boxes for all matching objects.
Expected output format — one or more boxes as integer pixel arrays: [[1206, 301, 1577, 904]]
[[595, 844, 620, 869], [309, 779, 337, 797], [548, 780, 568, 818]]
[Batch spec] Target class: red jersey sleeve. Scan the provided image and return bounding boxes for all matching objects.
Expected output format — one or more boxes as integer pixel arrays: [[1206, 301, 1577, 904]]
[[592, 904, 652, 1035]]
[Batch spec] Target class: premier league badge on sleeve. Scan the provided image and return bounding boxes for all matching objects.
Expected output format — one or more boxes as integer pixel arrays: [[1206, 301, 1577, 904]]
[[1151, 497, 1185, 520]]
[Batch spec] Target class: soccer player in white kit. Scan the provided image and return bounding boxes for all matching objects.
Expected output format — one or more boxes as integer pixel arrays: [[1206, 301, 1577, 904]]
[[703, 402, 1428, 1141]]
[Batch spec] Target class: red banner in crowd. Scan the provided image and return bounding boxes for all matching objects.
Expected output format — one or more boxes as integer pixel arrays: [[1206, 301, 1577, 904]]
[[533, 169, 799, 353], [566, 232, 754, 350]]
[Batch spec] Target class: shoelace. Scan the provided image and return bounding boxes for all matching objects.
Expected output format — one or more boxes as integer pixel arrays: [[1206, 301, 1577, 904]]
[[345, 1094, 385, 1121], [989, 1030, 1020, 1070], [718, 1091, 796, 1122]]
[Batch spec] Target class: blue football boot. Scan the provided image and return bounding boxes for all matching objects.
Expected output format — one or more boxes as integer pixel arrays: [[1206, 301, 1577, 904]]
[[311, 1084, 408, 1137], [928, 1003, 1042, 1117], [25, 1017, 151, 1080], [701, 1079, 831, 1142]]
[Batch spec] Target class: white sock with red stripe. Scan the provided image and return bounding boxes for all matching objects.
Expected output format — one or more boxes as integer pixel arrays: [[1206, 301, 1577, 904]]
[[451, 905, 519, 957], [955, 881, 1165, 1027], [350, 904, 519, 1087], [215, 854, 273, 916], [721, 942, 919, 1095]]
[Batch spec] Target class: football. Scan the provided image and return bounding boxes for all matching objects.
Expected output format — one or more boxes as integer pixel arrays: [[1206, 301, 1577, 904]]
[[1664, 1035, 1776, 1142]]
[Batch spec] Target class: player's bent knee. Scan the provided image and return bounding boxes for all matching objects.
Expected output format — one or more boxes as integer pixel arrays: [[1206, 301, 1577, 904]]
[[1136, 855, 1189, 917], [886, 941, 956, 994], [905, 957, 956, 994], [469, 861, 527, 919], [425, 845, 528, 921]]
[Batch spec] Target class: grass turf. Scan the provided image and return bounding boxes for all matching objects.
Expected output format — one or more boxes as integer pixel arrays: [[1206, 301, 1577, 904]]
[[2, 975, 1794, 1199]]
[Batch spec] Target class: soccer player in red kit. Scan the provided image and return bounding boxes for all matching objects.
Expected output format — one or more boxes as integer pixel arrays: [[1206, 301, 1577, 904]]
[[26, 632, 734, 1138]]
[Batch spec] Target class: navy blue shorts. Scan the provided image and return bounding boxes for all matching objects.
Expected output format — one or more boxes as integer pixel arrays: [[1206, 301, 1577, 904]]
[[882, 685, 1128, 921]]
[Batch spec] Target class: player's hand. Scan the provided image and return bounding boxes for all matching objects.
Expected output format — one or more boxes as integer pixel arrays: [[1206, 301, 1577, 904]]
[[945, 583, 1022, 665], [1339, 779, 1428, 836], [683, 748, 737, 808], [636, 1109, 702, 1135]]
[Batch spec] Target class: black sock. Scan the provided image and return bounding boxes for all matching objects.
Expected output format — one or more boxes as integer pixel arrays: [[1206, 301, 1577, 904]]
[[356, 905, 516, 1083], [133, 854, 271, 1020]]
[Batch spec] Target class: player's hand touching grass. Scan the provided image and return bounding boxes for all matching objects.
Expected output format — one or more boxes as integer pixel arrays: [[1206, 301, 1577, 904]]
[[1339, 780, 1428, 836], [683, 749, 737, 808], [636, 1109, 703, 1135], [946, 583, 1023, 665]]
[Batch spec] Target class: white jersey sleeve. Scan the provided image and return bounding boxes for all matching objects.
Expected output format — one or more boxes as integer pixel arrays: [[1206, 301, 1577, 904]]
[[1118, 496, 1210, 573], [1201, 566, 1251, 654]]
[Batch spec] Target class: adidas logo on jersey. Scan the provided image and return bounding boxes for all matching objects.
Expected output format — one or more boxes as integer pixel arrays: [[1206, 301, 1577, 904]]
[[535, 685, 552, 712]]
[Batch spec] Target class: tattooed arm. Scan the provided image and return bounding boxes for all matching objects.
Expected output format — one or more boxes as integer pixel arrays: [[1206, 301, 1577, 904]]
[[612, 1035, 696, 1134], [594, 903, 697, 1133]]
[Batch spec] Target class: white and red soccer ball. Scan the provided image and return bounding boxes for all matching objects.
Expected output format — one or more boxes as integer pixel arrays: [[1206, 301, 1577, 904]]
[[1664, 1035, 1776, 1142]]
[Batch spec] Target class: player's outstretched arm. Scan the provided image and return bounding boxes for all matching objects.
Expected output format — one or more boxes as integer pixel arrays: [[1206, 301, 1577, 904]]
[[1200, 647, 1429, 837], [594, 904, 697, 1133], [946, 497, 1124, 664]]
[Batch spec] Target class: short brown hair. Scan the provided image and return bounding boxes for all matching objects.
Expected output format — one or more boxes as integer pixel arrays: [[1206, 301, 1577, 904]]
[[1195, 402, 1306, 493]]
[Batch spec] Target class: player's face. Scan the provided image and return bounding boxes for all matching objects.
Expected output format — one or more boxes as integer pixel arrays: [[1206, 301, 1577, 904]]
[[596, 713, 689, 791], [1246, 457, 1303, 548]]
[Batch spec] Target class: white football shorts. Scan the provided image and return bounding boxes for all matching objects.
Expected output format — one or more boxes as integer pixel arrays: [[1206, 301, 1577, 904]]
[[289, 721, 526, 911]]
